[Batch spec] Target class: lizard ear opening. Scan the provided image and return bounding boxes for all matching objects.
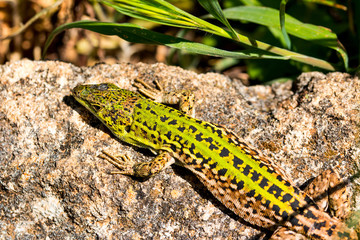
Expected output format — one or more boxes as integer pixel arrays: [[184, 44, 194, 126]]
[[125, 125, 131, 133]]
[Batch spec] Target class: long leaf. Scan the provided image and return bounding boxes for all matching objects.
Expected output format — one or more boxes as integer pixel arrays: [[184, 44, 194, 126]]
[[197, 0, 239, 40], [99, 0, 337, 70], [279, 0, 291, 49], [100, 0, 230, 37], [42, 21, 285, 60], [222, 6, 348, 70]]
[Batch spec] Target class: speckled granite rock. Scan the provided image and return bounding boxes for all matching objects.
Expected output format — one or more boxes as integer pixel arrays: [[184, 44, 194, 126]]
[[0, 60, 359, 239]]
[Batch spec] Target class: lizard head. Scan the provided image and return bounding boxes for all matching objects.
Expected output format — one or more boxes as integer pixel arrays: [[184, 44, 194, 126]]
[[72, 83, 142, 138]]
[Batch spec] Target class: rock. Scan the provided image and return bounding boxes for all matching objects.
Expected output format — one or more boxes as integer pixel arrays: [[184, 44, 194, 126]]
[[0, 60, 359, 239]]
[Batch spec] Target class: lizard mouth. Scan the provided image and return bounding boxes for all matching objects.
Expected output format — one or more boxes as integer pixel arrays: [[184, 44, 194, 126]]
[[72, 85, 102, 114]]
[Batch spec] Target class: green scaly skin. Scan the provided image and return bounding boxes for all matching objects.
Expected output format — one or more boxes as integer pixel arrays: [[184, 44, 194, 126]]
[[72, 83, 357, 240]]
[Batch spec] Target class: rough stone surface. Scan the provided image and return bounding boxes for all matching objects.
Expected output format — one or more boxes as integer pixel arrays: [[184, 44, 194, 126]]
[[0, 60, 359, 239]]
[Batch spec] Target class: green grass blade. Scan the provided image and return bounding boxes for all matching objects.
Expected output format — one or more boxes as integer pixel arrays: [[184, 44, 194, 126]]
[[222, 6, 348, 70], [98, 0, 337, 70], [279, 0, 291, 49], [197, 0, 239, 40], [303, 0, 347, 10], [42, 20, 286, 60], [44, 0, 340, 70], [100, 0, 231, 37]]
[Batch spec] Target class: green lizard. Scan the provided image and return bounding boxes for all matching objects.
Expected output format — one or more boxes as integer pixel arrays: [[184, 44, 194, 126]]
[[72, 81, 358, 239]]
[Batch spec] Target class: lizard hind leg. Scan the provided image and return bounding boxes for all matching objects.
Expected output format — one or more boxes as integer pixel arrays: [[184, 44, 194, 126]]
[[270, 168, 354, 240], [304, 168, 351, 220]]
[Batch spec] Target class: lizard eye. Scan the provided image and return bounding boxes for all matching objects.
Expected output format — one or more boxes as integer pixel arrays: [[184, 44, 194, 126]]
[[92, 104, 101, 112], [98, 84, 109, 91]]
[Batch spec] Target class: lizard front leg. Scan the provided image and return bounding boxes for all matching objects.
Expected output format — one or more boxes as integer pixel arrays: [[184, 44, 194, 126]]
[[134, 79, 195, 117], [99, 150, 175, 178]]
